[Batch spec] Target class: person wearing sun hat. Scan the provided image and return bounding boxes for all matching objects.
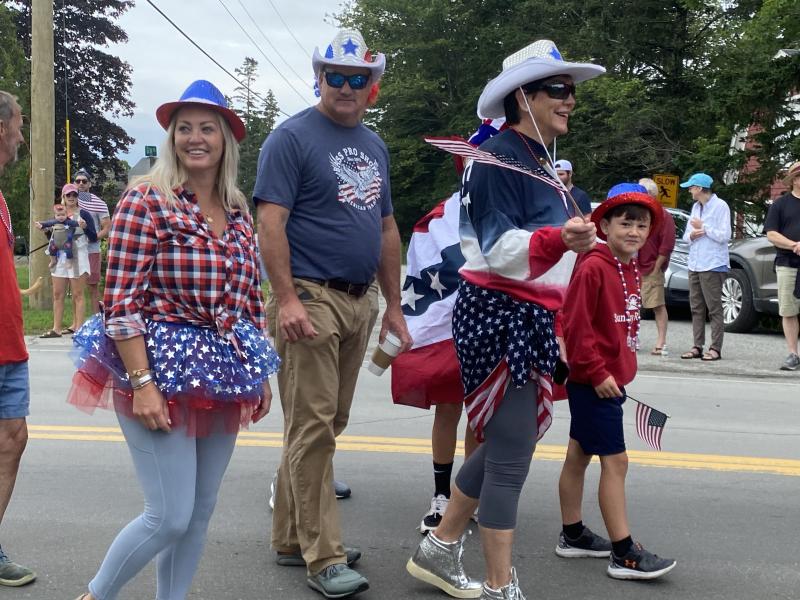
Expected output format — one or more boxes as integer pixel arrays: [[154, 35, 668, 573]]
[[68, 80, 279, 600], [557, 183, 676, 581], [407, 39, 602, 600], [765, 160, 800, 370], [254, 28, 410, 599], [678, 172, 731, 362]]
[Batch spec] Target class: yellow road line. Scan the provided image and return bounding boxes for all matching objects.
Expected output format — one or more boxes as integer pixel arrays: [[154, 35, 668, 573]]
[[27, 425, 800, 477]]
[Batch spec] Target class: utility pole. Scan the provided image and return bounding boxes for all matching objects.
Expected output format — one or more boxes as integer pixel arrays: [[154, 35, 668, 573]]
[[29, 0, 55, 310]]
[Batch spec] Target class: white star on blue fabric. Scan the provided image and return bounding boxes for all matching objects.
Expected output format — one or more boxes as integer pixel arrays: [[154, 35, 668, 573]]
[[428, 270, 447, 299], [401, 282, 425, 311]]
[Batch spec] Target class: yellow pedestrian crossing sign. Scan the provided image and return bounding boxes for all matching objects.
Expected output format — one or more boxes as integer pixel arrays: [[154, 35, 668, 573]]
[[653, 174, 678, 208]]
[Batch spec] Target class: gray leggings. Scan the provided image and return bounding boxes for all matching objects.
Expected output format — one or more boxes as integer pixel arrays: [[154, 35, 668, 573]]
[[89, 412, 237, 600], [455, 380, 538, 529]]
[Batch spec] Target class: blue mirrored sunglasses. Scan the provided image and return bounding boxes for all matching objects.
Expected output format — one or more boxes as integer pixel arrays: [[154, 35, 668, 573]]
[[324, 71, 370, 90]]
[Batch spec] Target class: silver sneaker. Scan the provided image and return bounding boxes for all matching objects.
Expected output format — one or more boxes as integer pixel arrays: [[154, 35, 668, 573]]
[[406, 532, 482, 598], [780, 353, 800, 371], [479, 568, 526, 600]]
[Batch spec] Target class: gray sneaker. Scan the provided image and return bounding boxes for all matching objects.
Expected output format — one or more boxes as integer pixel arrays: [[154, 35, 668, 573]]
[[406, 532, 482, 598], [780, 353, 800, 371], [555, 527, 612, 558], [479, 568, 526, 600], [307, 563, 369, 598], [0, 546, 36, 587]]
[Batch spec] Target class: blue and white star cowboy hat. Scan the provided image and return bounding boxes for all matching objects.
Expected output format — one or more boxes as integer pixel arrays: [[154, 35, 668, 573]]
[[477, 39, 605, 119], [312, 28, 385, 80]]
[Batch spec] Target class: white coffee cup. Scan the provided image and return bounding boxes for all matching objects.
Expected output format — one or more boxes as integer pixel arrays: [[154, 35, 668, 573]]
[[367, 332, 402, 376]]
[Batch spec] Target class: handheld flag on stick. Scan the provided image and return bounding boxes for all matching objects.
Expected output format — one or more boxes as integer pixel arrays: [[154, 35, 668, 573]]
[[629, 396, 669, 451], [423, 136, 586, 218]]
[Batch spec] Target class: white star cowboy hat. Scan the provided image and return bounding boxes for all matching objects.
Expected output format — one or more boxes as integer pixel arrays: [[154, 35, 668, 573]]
[[156, 80, 246, 142], [477, 39, 605, 119], [312, 28, 386, 80]]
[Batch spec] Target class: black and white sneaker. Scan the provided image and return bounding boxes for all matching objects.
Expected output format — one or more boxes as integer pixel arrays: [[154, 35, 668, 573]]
[[555, 527, 612, 558], [419, 494, 449, 534], [607, 542, 676, 580]]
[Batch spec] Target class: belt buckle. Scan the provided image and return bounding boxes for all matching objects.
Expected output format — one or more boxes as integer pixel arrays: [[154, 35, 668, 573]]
[[347, 282, 357, 296]]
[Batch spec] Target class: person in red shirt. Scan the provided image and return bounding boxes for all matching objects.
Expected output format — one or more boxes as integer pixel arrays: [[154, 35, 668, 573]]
[[0, 90, 36, 586], [637, 178, 676, 355], [557, 183, 676, 581]]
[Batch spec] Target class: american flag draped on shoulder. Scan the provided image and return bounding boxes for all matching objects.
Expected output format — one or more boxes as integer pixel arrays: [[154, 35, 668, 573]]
[[630, 396, 669, 451]]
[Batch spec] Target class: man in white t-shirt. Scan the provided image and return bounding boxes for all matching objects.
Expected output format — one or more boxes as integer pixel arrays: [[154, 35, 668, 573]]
[[74, 168, 111, 313]]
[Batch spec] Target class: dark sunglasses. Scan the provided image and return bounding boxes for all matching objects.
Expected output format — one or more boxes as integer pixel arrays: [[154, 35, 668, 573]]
[[65, 192, 78, 198], [75, 178, 89, 183], [531, 82, 576, 100], [324, 71, 370, 90]]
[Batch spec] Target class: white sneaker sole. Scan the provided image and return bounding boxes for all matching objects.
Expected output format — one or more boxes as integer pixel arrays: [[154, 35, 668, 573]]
[[406, 558, 482, 598], [555, 545, 611, 558], [607, 560, 677, 580]]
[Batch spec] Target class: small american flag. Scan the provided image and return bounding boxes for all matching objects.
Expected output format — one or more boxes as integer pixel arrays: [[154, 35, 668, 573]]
[[633, 398, 669, 451], [424, 137, 563, 191]]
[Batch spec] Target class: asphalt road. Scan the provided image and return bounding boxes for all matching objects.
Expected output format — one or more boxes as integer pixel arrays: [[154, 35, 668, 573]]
[[4, 316, 799, 599]]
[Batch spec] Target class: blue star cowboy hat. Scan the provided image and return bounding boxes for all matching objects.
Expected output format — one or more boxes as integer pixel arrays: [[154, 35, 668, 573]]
[[156, 80, 246, 142], [477, 39, 606, 120], [311, 28, 385, 80]]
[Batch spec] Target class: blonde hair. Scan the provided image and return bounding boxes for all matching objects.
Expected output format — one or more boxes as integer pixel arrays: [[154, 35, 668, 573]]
[[128, 108, 247, 213], [638, 177, 658, 198]]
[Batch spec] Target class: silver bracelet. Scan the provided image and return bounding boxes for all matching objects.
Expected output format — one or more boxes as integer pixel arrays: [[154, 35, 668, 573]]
[[131, 372, 154, 390]]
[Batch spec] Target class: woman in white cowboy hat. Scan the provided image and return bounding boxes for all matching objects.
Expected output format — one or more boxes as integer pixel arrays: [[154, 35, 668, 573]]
[[407, 40, 603, 600], [69, 80, 279, 600]]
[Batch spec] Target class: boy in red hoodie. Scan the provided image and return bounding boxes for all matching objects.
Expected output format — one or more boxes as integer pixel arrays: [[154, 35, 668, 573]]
[[557, 183, 676, 580]]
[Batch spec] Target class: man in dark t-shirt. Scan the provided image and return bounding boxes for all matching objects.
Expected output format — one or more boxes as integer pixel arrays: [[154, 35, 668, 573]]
[[254, 28, 411, 598], [554, 158, 593, 214], [765, 160, 800, 371]]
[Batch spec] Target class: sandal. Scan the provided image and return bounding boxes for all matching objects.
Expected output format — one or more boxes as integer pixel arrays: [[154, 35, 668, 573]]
[[61, 327, 75, 334], [702, 348, 722, 361], [680, 346, 702, 359], [39, 329, 62, 338], [650, 347, 664, 356]]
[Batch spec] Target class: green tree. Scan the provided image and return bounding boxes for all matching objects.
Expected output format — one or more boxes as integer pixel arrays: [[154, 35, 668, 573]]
[[230, 57, 281, 203], [0, 3, 31, 243], [12, 0, 135, 187], [341, 0, 799, 234]]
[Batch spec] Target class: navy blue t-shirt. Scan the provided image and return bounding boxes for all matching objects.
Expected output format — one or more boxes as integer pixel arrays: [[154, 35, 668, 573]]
[[253, 107, 392, 283], [765, 192, 800, 266], [570, 185, 593, 215]]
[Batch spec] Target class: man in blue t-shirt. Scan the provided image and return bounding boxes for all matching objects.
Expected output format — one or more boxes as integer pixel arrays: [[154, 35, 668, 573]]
[[254, 28, 411, 599]]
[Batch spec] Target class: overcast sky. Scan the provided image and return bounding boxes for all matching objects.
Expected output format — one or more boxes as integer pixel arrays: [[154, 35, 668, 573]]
[[111, 0, 346, 165]]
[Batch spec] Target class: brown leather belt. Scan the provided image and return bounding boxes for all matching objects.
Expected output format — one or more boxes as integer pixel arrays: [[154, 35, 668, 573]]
[[299, 277, 372, 298]]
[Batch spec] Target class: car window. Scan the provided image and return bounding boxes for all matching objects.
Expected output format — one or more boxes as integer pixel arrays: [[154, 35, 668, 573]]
[[668, 211, 689, 239]]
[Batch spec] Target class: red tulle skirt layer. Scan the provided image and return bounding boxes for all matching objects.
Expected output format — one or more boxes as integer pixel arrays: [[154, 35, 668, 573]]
[[68, 356, 257, 437]]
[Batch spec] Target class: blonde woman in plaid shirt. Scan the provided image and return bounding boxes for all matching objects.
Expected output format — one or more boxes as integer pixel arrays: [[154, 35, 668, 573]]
[[68, 80, 279, 600]]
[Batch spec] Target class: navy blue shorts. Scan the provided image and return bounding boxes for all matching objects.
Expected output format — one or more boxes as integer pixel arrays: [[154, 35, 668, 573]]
[[567, 381, 626, 456], [0, 361, 30, 420]]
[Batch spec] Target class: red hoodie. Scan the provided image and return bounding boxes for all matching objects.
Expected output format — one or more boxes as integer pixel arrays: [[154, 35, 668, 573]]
[[563, 244, 640, 388]]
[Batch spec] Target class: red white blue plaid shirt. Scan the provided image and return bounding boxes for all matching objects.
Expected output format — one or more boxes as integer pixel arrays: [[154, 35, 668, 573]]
[[103, 184, 266, 341]]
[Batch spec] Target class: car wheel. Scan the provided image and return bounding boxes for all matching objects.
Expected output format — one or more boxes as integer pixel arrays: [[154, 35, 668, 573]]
[[722, 269, 758, 333]]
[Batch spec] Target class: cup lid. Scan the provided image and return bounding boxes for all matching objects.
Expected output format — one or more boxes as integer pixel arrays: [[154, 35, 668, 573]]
[[384, 332, 401, 346]]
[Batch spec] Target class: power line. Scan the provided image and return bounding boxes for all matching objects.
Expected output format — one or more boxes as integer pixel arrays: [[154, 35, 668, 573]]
[[266, 0, 312, 59], [143, 0, 292, 118], [236, 0, 313, 90], [214, 0, 311, 105]]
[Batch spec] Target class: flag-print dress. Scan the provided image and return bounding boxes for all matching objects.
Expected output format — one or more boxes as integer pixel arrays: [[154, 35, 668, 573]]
[[455, 129, 577, 442], [68, 184, 280, 436]]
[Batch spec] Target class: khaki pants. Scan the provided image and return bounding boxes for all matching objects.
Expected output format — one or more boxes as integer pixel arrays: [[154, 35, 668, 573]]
[[267, 278, 373, 575], [688, 270, 726, 352]]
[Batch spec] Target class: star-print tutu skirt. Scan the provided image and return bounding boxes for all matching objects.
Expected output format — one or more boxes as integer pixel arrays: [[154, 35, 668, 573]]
[[67, 314, 281, 436]]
